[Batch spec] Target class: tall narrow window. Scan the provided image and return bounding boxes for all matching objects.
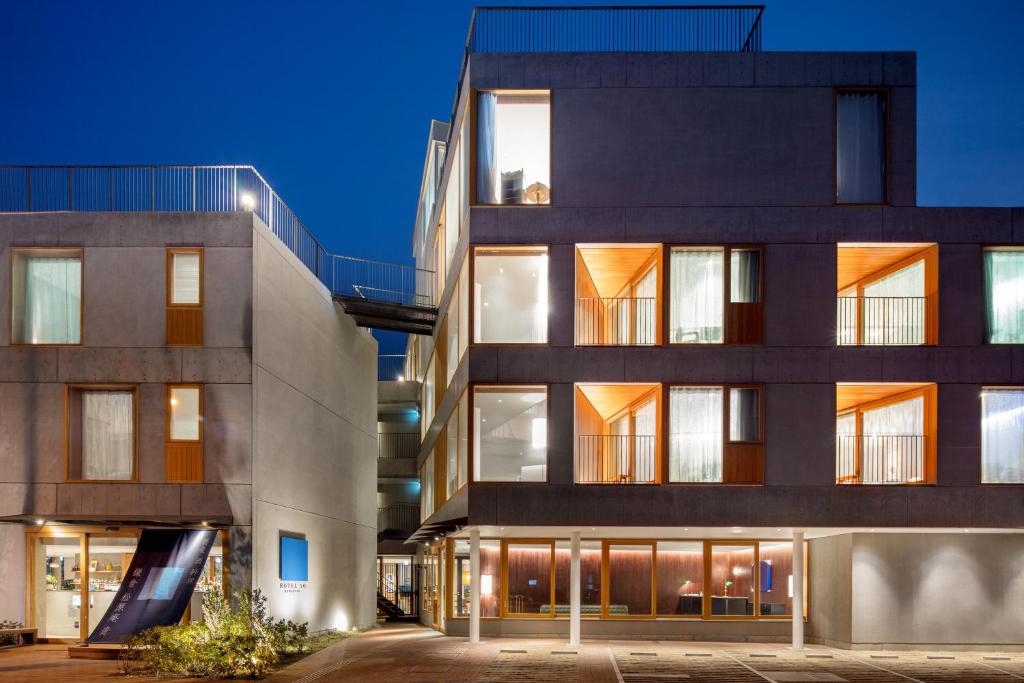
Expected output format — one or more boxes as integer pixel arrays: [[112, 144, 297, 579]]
[[476, 91, 551, 205], [446, 411, 458, 498], [420, 451, 435, 522], [473, 247, 548, 343], [166, 248, 203, 346], [167, 385, 203, 482], [984, 249, 1024, 344], [473, 386, 547, 482], [669, 387, 723, 482], [836, 90, 886, 204], [730, 249, 761, 303], [66, 386, 137, 481], [670, 249, 724, 343], [729, 388, 760, 442], [444, 140, 460, 272], [11, 248, 82, 345], [981, 388, 1024, 484]]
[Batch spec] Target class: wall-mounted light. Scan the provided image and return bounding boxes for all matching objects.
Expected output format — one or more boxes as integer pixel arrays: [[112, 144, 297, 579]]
[[240, 193, 255, 211]]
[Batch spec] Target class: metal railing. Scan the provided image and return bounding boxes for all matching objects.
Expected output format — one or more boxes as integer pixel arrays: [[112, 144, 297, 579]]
[[377, 504, 421, 534], [378, 433, 420, 460], [837, 296, 926, 346], [379, 562, 419, 617], [0, 165, 436, 309], [836, 434, 926, 485], [577, 434, 657, 484], [378, 354, 409, 381], [576, 296, 657, 346]]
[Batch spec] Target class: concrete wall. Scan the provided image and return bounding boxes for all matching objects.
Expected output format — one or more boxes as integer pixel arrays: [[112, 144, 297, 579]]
[[807, 534, 852, 647], [0, 523, 25, 623], [250, 219, 377, 632]]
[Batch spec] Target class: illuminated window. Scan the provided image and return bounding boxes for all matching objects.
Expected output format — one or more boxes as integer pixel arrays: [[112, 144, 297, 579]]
[[476, 91, 550, 205], [981, 388, 1024, 483], [984, 249, 1024, 344], [474, 247, 548, 343], [67, 386, 137, 481], [473, 386, 547, 482], [11, 248, 82, 345]]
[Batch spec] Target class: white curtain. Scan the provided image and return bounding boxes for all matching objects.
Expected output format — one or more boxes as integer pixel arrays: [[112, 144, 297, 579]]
[[24, 257, 81, 344], [171, 253, 200, 304], [984, 250, 1024, 343], [861, 396, 923, 483], [862, 260, 924, 344], [981, 389, 1024, 483], [835, 412, 858, 481], [83, 392, 134, 480], [169, 387, 200, 440], [669, 387, 723, 482], [670, 249, 723, 343], [836, 91, 885, 203], [634, 399, 657, 482], [633, 268, 657, 344]]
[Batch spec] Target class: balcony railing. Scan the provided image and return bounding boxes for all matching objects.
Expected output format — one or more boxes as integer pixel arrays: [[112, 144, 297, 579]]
[[378, 354, 409, 382], [378, 504, 420, 534], [575, 297, 657, 346], [836, 434, 926, 485], [576, 434, 657, 484], [837, 296, 926, 346], [378, 433, 420, 460], [0, 165, 436, 312]]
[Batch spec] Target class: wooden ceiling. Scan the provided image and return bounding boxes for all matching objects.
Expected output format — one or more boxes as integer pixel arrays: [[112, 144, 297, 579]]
[[577, 384, 658, 420], [836, 383, 930, 412], [836, 244, 931, 291], [577, 245, 659, 299]]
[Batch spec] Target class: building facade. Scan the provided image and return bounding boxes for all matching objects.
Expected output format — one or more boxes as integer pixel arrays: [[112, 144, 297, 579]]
[[409, 7, 1024, 649], [0, 190, 378, 639]]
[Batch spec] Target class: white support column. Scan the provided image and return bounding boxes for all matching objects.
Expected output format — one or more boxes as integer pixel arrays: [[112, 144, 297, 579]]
[[469, 529, 481, 644], [792, 530, 805, 651], [569, 531, 581, 647]]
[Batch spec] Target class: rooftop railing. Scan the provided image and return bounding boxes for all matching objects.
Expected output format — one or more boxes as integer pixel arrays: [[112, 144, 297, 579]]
[[0, 165, 436, 310]]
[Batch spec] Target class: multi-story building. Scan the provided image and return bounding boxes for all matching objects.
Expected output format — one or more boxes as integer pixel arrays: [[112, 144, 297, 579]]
[[408, 6, 1024, 649], [0, 168, 378, 641]]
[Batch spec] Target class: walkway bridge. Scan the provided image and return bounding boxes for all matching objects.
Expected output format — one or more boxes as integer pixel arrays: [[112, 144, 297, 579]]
[[0, 165, 437, 334]]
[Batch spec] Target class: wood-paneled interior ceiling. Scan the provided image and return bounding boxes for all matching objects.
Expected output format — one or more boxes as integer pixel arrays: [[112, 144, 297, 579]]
[[836, 244, 932, 291], [577, 384, 658, 420], [836, 383, 930, 413], [577, 244, 660, 298]]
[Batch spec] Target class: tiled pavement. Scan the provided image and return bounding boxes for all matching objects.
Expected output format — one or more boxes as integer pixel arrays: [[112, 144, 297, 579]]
[[3, 624, 1024, 682]]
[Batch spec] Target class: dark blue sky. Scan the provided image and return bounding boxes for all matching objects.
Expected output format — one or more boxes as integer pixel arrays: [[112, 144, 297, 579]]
[[2, 0, 1022, 354]]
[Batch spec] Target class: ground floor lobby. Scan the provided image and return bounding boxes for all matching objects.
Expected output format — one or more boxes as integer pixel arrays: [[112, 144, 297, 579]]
[[415, 526, 1024, 650]]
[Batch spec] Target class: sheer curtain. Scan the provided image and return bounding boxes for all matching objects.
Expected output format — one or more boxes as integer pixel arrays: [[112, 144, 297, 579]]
[[728, 388, 759, 441], [669, 387, 723, 482], [634, 399, 657, 482], [476, 92, 498, 204], [730, 250, 761, 303], [670, 249, 723, 343], [171, 253, 200, 304], [836, 91, 885, 204], [83, 392, 134, 480], [634, 268, 657, 344], [24, 256, 81, 344], [984, 250, 1024, 343], [981, 389, 1024, 483], [862, 260, 924, 344], [835, 412, 858, 481], [861, 396, 923, 483]]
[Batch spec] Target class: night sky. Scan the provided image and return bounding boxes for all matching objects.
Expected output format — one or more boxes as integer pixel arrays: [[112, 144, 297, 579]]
[[2, 0, 1022, 354]]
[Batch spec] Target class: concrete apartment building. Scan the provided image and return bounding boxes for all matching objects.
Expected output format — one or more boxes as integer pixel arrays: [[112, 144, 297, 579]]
[[0, 170, 378, 640], [408, 6, 1024, 649]]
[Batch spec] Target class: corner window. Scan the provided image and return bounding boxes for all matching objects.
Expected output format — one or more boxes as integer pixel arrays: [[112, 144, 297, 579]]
[[473, 386, 547, 482], [981, 388, 1024, 484], [473, 247, 548, 343], [836, 90, 886, 204], [476, 91, 550, 205], [11, 248, 82, 345], [984, 248, 1024, 344], [66, 386, 137, 481]]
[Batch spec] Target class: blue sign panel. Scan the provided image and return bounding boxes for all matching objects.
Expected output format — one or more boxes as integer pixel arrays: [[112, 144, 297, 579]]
[[280, 535, 309, 582]]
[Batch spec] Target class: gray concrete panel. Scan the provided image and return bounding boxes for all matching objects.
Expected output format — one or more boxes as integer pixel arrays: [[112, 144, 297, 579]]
[[764, 383, 835, 486]]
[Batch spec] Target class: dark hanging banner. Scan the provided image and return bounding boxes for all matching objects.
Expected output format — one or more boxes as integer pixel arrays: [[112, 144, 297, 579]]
[[87, 528, 218, 644]]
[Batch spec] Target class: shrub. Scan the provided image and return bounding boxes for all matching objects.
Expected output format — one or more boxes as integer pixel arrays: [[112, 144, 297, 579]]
[[119, 589, 308, 679]]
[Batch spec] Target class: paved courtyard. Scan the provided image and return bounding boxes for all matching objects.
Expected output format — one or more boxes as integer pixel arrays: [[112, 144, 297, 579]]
[[2, 624, 1024, 682]]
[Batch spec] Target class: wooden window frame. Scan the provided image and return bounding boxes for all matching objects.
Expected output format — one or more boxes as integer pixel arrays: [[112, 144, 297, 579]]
[[500, 539, 557, 618], [64, 384, 140, 483], [665, 384, 765, 485], [165, 384, 204, 483], [445, 537, 503, 621], [602, 540, 657, 619], [470, 384, 550, 484], [666, 245, 764, 346], [470, 89, 553, 208], [166, 247, 204, 347], [833, 87, 891, 207], [9, 247, 84, 348]]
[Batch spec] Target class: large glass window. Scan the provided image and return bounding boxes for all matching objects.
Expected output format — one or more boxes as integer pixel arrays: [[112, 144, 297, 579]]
[[606, 543, 654, 617], [670, 248, 724, 343], [11, 249, 82, 345], [862, 260, 925, 345], [836, 90, 886, 204], [656, 541, 703, 616], [709, 543, 756, 616], [445, 414, 458, 499], [474, 247, 548, 343], [421, 354, 435, 439], [67, 387, 136, 481], [476, 91, 550, 205], [984, 249, 1024, 344], [981, 388, 1024, 484], [34, 536, 82, 638], [553, 540, 603, 617], [473, 386, 547, 482], [669, 387, 723, 482], [757, 542, 794, 617], [86, 536, 138, 637], [861, 396, 924, 484], [505, 542, 553, 616]]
